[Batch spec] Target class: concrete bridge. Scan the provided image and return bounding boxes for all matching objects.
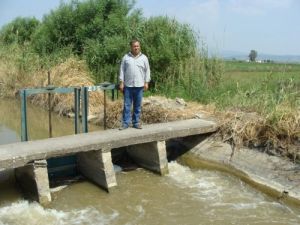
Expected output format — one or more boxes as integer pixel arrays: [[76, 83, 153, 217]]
[[0, 119, 217, 205]]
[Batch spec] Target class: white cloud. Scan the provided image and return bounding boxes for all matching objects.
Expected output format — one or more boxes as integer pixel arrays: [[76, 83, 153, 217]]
[[227, 0, 294, 15]]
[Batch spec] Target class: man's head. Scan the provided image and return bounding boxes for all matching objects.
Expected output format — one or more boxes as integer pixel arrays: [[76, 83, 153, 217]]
[[130, 39, 141, 56]]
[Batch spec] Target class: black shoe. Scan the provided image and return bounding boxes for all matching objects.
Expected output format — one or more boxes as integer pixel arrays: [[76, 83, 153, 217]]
[[133, 124, 142, 129], [119, 126, 128, 130]]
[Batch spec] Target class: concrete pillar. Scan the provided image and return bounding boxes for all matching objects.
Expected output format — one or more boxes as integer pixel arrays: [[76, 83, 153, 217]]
[[127, 141, 169, 175], [15, 160, 51, 206], [77, 149, 117, 192]]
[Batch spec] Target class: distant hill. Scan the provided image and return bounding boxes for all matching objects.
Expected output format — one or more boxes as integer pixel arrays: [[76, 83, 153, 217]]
[[219, 50, 300, 63]]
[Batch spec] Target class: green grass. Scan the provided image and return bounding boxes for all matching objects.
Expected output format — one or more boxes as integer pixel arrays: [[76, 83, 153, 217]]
[[214, 64, 299, 114], [224, 60, 300, 72]]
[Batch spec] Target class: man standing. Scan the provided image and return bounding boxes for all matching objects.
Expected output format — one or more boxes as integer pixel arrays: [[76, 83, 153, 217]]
[[119, 39, 151, 130]]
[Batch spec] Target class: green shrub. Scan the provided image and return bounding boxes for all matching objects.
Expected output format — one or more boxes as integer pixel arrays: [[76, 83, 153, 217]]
[[140, 16, 197, 89], [0, 17, 40, 45], [31, 0, 135, 55]]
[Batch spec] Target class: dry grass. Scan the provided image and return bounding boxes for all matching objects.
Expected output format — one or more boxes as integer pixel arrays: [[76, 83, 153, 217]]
[[28, 57, 104, 116], [0, 52, 105, 116], [97, 96, 215, 128], [0, 54, 22, 97], [216, 105, 299, 160]]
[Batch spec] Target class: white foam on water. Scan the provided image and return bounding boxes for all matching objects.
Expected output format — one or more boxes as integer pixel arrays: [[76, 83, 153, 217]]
[[212, 202, 259, 210], [50, 185, 68, 193], [167, 161, 223, 200], [0, 200, 119, 225], [167, 161, 210, 188], [135, 205, 144, 214]]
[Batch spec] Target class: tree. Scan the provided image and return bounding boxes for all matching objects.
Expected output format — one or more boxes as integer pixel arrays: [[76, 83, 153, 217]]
[[248, 50, 257, 62], [0, 17, 40, 45], [31, 0, 136, 55], [140, 16, 197, 89]]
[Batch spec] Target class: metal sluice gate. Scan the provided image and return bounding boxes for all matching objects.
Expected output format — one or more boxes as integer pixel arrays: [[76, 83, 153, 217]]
[[19, 82, 117, 179]]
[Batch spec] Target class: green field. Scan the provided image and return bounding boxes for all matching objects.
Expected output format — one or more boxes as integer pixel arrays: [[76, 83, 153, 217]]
[[224, 60, 300, 72], [211, 61, 300, 114]]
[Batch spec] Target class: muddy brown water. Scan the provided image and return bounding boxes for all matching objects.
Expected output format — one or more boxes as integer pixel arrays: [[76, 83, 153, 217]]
[[0, 99, 300, 225]]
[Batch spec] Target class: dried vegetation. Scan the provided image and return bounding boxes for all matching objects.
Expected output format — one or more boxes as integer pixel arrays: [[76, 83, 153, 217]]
[[217, 107, 299, 161]]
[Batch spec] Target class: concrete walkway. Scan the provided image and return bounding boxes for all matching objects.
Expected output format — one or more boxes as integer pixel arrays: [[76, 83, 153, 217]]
[[0, 119, 217, 171]]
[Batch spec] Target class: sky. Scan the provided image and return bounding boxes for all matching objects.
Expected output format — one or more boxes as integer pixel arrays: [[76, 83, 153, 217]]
[[0, 0, 299, 56]]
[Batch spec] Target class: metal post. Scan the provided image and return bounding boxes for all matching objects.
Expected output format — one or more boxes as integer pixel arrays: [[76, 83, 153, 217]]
[[104, 90, 107, 130], [47, 71, 52, 138], [74, 88, 80, 134], [81, 87, 88, 133], [20, 89, 28, 141], [111, 89, 115, 101]]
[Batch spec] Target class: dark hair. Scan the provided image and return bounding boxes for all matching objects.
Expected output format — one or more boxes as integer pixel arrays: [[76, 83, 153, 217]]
[[129, 39, 140, 46]]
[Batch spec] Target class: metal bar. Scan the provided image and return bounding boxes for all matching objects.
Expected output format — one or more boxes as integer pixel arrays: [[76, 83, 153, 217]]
[[74, 88, 80, 134], [20, 89, 28, 141], [21, 85, 115, 95], [104, 90, 107, 130], [100, 84, 115, 90], [48, 71, 53, 138], [25, 87, 75, 96], [87, 84, 115, 92], [81, 87, 88, 133], [116, 84, 119, 100]]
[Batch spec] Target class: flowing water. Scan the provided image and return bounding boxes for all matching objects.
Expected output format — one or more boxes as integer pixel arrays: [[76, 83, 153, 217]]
[[0, 99, 300, 225]]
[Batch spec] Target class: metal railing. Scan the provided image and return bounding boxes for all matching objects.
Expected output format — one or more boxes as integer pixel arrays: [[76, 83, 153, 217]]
[[20, 82, 117, 142]]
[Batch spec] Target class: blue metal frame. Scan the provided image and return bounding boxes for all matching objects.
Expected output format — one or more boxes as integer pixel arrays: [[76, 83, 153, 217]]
[[20, 90, 28, 141], [81, 86, 89, 133], [20, 83, 116, 139], [20, 86, 81, 141], [81, 83, 116, 132], [74, 88, 81, 134], [19, 83, 116, 179]]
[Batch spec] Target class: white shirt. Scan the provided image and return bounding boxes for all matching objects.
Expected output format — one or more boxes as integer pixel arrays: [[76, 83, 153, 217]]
[[119, 52, 151, 87]]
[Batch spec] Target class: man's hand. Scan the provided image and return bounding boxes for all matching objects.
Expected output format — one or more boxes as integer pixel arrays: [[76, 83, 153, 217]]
[[119, 82, 124, 93], [144, 83, 149, 91]]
